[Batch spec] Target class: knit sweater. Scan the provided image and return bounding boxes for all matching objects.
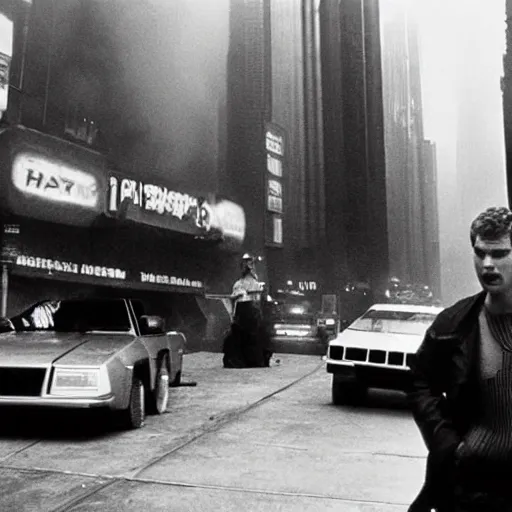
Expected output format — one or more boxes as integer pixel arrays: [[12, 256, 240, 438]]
[[457, 309, 512, 474]]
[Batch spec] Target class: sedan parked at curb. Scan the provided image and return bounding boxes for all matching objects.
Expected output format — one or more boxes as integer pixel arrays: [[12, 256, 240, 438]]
[[0, 297, 185, 429], [326, 303, 443, 405]]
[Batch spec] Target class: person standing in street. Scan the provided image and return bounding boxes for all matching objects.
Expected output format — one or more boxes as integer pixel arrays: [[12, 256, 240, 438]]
[[408, 206, 512, 511], [223, 253, 271, 368], [230, 253, 263, 310]]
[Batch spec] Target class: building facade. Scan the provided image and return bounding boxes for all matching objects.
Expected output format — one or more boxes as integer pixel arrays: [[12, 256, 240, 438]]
[[226, 0, 325, 296], [379, 0, 440, 296], [0, 0, 244, 350], [319, 0, 389, 299]]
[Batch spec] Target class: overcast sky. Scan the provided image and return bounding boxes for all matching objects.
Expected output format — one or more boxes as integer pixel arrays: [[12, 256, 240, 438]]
[[415, 0, 507, 303]]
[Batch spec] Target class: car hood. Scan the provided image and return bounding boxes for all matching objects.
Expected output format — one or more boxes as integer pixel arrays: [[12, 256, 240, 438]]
[[0, 331, 136, 367], [329, 328, 424, 353]]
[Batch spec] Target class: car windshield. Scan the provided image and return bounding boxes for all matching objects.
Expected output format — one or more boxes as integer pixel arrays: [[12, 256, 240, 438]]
[[272, 292, 316, 316], [11, 299, 132, 333], [348, 309, 437, 336]]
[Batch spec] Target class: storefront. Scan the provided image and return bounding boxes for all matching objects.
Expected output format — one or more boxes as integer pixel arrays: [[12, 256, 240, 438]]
[[0, 126, 246, 350]]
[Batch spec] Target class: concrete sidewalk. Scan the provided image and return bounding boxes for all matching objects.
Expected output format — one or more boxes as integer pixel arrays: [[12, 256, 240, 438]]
[[0, 353, 422, 511]]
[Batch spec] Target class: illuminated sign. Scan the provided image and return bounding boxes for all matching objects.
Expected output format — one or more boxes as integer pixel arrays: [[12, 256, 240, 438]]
[[265, 130, 284, 156], [108, 176, 212, 231], [299, 281, 318, 292], [267, 154, 283, 177], [209, 200, 246, 243], [14, 255, 204, 290], [12, 153, 99, 208], [267, 179, 283, 214], [140, 272, 203, 289], [15, 255, 126, 280], [1, 223, 20, 264], [272, 216, 283, 245], [265, 123, 285, 247]]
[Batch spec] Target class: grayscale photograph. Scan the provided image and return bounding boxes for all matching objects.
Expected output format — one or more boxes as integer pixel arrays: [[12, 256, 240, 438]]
[[0, 0, 509, 510]]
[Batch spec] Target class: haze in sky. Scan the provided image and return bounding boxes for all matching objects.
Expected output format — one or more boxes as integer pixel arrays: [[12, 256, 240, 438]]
[[415, 0, 507, 304]]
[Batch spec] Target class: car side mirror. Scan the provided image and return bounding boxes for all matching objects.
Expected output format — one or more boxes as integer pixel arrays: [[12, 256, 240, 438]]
[[140, 315, 165, 335], [0, 317, 15, 333]]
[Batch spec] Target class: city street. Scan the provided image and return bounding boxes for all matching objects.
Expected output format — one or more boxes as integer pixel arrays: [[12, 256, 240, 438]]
[[0, 352, 427, 511]]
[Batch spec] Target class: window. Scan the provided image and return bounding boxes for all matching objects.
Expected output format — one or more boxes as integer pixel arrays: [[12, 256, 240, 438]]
[[349, 309, 436, 336], [12, 299, 132, 332]]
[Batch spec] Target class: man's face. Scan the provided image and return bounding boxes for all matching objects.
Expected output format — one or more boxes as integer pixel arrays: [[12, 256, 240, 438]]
[[473, 234, 512, 294]]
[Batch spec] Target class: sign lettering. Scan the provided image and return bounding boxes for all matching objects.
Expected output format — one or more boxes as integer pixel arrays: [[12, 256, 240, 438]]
[[265, 131, 284, 156], [140, 272, 203, 289], [267, 179, 283, 214], [12, 154, 99, 208], [108, 176, 212, 230], [14, 255, 203, 289], [15, 255, 126, 280], [299, 281, 318, 292], [265, 123, 285, 247]]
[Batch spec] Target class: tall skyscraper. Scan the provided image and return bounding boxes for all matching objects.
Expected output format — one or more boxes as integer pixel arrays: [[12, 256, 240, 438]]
[[380, 0, 440, 293], [226, 0, 325, 292], [319, 0, 389, 294]]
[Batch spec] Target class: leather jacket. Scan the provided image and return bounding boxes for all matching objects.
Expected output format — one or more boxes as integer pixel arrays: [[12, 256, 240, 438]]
[[407, 291, 486, 510]]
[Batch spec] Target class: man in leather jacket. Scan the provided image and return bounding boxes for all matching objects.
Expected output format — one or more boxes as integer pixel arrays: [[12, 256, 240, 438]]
[[408, 206, 512, 511]]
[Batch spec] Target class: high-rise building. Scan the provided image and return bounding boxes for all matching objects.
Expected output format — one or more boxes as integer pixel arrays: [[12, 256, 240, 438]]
[[225, 0, 272, 281], [226, 0, 325, 293], [319, 0, 389, 295], [379, 0, 440, 293]]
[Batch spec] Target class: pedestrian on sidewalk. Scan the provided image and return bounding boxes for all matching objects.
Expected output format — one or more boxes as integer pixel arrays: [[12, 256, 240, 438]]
[[408, 206, 512, 511], [223, 253, 271, 368]]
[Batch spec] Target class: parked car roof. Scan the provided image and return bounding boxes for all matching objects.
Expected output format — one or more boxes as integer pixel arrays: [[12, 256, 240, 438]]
[[364, 303, 444, 314]]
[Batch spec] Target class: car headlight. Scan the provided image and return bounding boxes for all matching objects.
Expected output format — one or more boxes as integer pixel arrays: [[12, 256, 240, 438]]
[[50, 367, 111, 396], [325, 318, 336, 326]]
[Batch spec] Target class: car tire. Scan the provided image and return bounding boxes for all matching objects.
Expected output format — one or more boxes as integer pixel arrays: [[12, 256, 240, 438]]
[[120, 377, 145, 429], [148, 354, 170, 415], [332, 376, 367, 406]]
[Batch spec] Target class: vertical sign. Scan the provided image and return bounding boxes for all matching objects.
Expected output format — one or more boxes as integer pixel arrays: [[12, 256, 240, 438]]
[[0, 14, 13, 119], [265, 123, 285, 247], [1, 223, 20, 264]]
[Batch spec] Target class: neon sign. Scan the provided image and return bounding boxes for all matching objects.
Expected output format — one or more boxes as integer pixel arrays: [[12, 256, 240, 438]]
[[12, 153, 98, 208], [108, 176, 212, 231], [299, 281, 317, 292]]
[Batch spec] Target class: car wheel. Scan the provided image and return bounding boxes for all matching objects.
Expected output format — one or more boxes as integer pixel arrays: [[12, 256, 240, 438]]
[[332, 376, 367, 406], [121, 377, 145, 429], [148, 354, 170, 415]]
